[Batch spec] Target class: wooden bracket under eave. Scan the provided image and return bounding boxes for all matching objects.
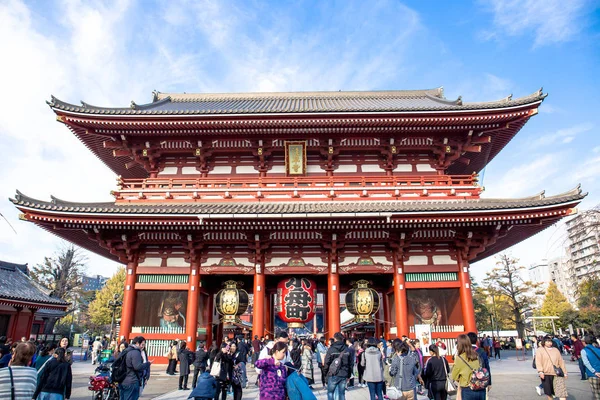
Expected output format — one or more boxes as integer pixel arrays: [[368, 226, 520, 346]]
[[56, 115, 65, 123], [18, 213, 28, 221]]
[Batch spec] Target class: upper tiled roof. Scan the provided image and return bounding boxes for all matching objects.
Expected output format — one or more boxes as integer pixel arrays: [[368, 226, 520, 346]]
[[11, 186, 585, 216], [0, 261, 69, 307], [48, 87, 546, 116]]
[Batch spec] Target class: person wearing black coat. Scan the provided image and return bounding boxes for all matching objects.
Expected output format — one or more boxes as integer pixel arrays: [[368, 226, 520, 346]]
[[214, 344, 233, 400], [192, 342, 209, 389], [424, 345, 449, 400], [178, 342, 193, 390], [324, 332, 352, 400], [33, 347, 73, 400], [290, 339, 303, 371]]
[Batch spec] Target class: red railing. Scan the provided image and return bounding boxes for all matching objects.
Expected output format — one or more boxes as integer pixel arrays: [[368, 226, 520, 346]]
[[112, 174, 480, 202]]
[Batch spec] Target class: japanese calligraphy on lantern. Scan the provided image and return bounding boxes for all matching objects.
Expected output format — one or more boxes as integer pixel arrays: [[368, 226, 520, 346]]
[[284, 141, 307, 176], [276, 277, 316, 326]]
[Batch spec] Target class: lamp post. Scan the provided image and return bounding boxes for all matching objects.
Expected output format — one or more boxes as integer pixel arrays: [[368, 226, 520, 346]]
[[108, 294, 122, 344]]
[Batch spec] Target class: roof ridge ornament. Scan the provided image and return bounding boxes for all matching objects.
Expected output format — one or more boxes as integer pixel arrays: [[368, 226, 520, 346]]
[[130, 101, 137, 110]]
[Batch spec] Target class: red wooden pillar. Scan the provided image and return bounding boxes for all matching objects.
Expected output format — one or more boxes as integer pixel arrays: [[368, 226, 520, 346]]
[[186, 261, 200, 349], [206, 292, 214, 346], [393, 253, 408, 338], [9, 307, 22, 340], [265, 292, 272, 336], [25, 308, 35, 340], [383, 291, 391, 340], [458, 252, 477, 333], [327, 267, 340, 336], [322, 292, 328, 336], [252, 270, 266, 338], [120, 256, 139, 341]]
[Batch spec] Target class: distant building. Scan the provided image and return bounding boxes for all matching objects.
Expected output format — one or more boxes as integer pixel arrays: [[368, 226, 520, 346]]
[[528, 259, 552, 288], [566, 212, 600, 284], [81, 274, 109, 291], [548, 256, 577, 304]]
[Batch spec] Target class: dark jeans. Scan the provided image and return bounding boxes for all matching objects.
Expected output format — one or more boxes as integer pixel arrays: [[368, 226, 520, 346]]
[[179, 374, 189, 389], [215, 379, 228, 400], [192, 366, 206, 388], [578, 357, 587, 379], [327, 376, 347, 400], [429, 380, 448, 400], [119, 381, 140, 400], [494, 348, 501, 359], [367, 381, 383, 400], [166, 359, 177, 374], [357, 365, 365, 384], [319, 363, 327, 386], [232, 382, 242, 400], [461, 387, 486, 400]]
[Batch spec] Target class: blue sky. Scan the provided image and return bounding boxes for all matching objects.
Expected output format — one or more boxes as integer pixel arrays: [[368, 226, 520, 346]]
[[0, 0, 599, 283]]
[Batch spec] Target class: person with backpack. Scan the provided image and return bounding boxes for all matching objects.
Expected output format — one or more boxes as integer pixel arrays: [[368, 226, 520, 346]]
[[362, 337, 384, 400], [451, 334, 488, 400], [467, 332, 492, 389], [389, 340, 420, 400], [113, 336, 152, 400], [581, 335, 600, 399], [178, 341, 193, 390], [323, 332, 352, 400], [192, 341, 209, 389], [33, 347, 72, 400]]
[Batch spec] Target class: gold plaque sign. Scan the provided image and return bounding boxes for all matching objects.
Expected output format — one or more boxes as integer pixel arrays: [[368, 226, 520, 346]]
[[285, 141, 307, 176]]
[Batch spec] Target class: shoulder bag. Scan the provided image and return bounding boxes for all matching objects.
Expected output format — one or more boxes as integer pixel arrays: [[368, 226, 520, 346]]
[[442, 357, 457, 394], [210, 359, 221, 377], [8, 366, 15, 400], [541, 346, 564, 377]]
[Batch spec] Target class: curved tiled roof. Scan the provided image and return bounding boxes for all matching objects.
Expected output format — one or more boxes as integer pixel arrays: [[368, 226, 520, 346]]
[[11, 186, 585, 216], [48, 88, 546, 116], [0, 261, 69, 307]]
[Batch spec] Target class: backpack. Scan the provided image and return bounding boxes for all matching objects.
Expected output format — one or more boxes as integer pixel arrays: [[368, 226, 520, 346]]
[[327, 348, 347, 377], [457, 354, 490, 391], [111, 347, 137, 384]]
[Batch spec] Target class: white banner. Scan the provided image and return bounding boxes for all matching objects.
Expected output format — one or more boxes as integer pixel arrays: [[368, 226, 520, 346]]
[[414, 324, 432, 354]]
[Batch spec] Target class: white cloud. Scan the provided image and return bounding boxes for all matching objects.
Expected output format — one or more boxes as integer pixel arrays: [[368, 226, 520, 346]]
[[482, 153, 561, 199], [533, 122, 594, 146], [480, 0, 590, 47]]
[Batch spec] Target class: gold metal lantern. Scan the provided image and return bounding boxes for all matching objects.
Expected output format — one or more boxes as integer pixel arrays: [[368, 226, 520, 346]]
[[345, 280, 380, 323], [215, 280, 249, 323]]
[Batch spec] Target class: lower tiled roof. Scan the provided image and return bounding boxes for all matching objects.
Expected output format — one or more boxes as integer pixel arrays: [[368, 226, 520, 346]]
[[10, 186, 585, 216], [0, 261, 69, 307]]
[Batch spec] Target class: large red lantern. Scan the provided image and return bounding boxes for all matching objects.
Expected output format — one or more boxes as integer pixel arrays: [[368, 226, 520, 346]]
[[276, 277, 317, 328]]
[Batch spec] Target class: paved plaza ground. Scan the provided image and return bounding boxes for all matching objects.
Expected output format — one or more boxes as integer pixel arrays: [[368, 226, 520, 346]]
[[68, 352, 594, 400]]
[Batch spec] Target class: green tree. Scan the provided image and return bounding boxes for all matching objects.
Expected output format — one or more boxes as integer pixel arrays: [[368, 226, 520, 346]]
[[577, 276, 600, 309], [473, 282, 492, 330], [540, 282, 574, 329], [88, 268, 126, 326], [483, 253, 544, 338], [31, 245, 86, 303]]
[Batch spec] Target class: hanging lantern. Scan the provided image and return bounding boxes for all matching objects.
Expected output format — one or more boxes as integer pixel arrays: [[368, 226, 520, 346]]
[[215, 280, 249, 323], [345, 280, 380, 323], [276, 277, 317, 328]]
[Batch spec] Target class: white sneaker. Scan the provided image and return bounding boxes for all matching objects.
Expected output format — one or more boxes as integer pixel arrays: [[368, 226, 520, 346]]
[[535, 385, 543, 396]]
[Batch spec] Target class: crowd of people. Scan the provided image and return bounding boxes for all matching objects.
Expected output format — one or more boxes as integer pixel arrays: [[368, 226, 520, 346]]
[[0, 335, 74, 400]]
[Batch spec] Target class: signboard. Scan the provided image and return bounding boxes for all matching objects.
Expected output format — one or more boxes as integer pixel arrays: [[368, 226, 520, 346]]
[[515, 338, 523, 350], [414, 324, 432, 354]]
